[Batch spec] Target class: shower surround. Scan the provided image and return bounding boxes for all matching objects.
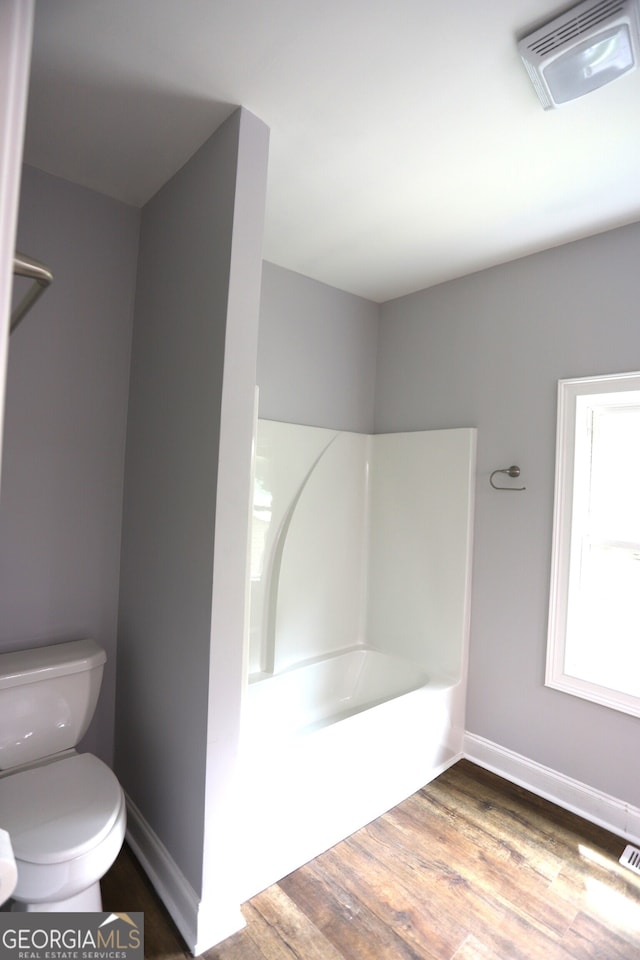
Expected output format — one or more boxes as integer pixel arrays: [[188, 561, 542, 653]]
[[238, 419, 476, 901]]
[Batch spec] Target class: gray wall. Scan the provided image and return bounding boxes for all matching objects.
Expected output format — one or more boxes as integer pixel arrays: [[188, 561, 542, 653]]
[[258, 261, 379, 432], [0, 165, 139, 764], [376, 222, 640, 807], [116, 108, 269, 915]]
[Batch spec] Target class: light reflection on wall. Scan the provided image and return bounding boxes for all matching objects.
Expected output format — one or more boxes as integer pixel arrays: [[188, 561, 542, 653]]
[[251, 473, 272, 581]]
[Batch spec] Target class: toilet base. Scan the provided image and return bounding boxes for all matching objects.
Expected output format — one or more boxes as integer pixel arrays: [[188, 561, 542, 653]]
[[12, 881, 102, 913]]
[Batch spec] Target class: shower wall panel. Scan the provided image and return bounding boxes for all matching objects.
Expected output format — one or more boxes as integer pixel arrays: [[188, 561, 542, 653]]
[[250, 421, 368, 675], [249, 419, 476, 678], [366, 429, 477, 678]]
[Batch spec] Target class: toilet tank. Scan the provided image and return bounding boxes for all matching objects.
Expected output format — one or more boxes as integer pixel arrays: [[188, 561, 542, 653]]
[[0, 639, 106, 770]]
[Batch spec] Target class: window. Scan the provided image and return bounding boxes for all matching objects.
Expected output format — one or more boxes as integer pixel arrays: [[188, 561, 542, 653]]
[[547, 371, 640, 717]]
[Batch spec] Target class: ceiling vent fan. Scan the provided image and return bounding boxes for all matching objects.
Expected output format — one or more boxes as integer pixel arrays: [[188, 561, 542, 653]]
[[518, 0, 640, 108]]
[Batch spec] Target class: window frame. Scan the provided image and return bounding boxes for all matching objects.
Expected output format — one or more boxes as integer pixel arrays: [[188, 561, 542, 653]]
[[546, 370, 640, 718]]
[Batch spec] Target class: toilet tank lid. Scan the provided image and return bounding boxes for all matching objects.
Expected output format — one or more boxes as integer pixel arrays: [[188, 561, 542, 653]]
[[0, 639, 106, 690]]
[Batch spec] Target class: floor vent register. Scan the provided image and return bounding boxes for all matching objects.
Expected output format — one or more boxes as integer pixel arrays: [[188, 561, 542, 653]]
[[619, 844, 640, 876]]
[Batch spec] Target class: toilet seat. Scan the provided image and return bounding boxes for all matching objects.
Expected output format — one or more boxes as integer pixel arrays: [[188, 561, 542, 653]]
[[0, 753, 123, 865]]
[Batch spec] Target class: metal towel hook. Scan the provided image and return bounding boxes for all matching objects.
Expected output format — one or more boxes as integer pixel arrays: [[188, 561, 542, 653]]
[[11, 252, 53, 334], [490, 465, 526, 491]]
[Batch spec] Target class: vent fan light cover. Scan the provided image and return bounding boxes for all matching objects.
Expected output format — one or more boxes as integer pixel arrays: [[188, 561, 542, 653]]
[[518, 0, 640, 108]]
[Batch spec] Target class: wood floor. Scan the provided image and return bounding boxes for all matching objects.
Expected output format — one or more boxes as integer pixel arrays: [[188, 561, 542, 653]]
[[102, 760, 640, 960]]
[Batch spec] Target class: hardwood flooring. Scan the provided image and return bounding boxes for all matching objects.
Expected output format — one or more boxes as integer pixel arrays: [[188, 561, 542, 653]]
[[102, 760, 640, 959]]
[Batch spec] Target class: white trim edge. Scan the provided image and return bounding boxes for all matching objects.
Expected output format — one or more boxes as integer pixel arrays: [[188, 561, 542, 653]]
[[464, 733, 640, 845], [0, 0, 34, 490], [124, 794, 245, 955]]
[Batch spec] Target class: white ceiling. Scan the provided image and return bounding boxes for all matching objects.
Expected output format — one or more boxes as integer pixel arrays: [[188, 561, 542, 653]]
[[23, 0, 640, 302]]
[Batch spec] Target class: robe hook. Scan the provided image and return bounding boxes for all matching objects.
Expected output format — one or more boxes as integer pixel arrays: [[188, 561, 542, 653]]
[[489, 465, 526, 491]]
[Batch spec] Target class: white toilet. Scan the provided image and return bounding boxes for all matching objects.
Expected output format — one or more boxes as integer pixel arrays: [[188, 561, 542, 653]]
[[0, 639, 126, 912]]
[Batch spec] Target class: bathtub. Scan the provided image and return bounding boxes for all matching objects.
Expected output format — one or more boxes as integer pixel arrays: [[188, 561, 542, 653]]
[[237, 646, 464, 902], [246, 647, 430, 737]]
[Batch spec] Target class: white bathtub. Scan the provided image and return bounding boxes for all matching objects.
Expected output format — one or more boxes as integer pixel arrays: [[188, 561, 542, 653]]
[[237, 646, 464, 902], [246, 647, 431, 737]]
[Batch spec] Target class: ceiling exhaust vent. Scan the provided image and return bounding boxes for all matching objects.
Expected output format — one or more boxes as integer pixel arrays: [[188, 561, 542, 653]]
[[518, 0, 640, 108]]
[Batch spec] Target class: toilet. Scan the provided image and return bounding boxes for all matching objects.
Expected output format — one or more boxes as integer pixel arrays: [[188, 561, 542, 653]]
[[0, 639, 126, 912]]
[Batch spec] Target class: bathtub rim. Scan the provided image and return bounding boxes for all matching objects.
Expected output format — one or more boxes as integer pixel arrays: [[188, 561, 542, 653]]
[[246, 642, 460, 688], [242, 643, 463, 744]]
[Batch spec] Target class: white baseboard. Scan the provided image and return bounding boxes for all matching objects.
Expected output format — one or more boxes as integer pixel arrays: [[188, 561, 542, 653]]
[[125, 795, 200, 951], [124, 794, 244, 955], [464, 732, 640, 845]]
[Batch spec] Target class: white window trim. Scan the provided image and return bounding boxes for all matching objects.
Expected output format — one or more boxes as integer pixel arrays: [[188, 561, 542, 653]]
[[546, 370, 640, 718]]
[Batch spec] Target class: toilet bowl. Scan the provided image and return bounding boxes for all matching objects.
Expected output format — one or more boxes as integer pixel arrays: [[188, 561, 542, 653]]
[[0, 753, 126, 911], [0, 639, 126, 911]]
